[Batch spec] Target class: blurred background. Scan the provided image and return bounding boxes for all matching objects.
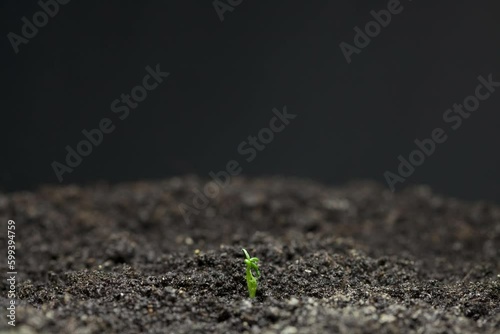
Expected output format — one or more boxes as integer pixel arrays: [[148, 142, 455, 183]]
[[3, 0, 500, 202]]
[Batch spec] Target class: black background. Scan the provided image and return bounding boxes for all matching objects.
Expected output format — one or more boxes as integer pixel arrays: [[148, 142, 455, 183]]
[[3, 0, 500, 202]]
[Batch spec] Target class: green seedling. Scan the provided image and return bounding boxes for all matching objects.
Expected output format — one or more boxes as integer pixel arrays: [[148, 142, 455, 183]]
[[242, 248, 260, 298]]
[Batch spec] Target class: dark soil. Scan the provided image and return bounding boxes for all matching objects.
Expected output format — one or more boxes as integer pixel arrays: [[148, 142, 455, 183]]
[[1, 177, 499, 333]]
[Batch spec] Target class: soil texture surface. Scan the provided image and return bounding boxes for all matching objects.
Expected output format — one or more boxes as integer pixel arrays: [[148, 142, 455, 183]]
[[0, 177, 499, 333]]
